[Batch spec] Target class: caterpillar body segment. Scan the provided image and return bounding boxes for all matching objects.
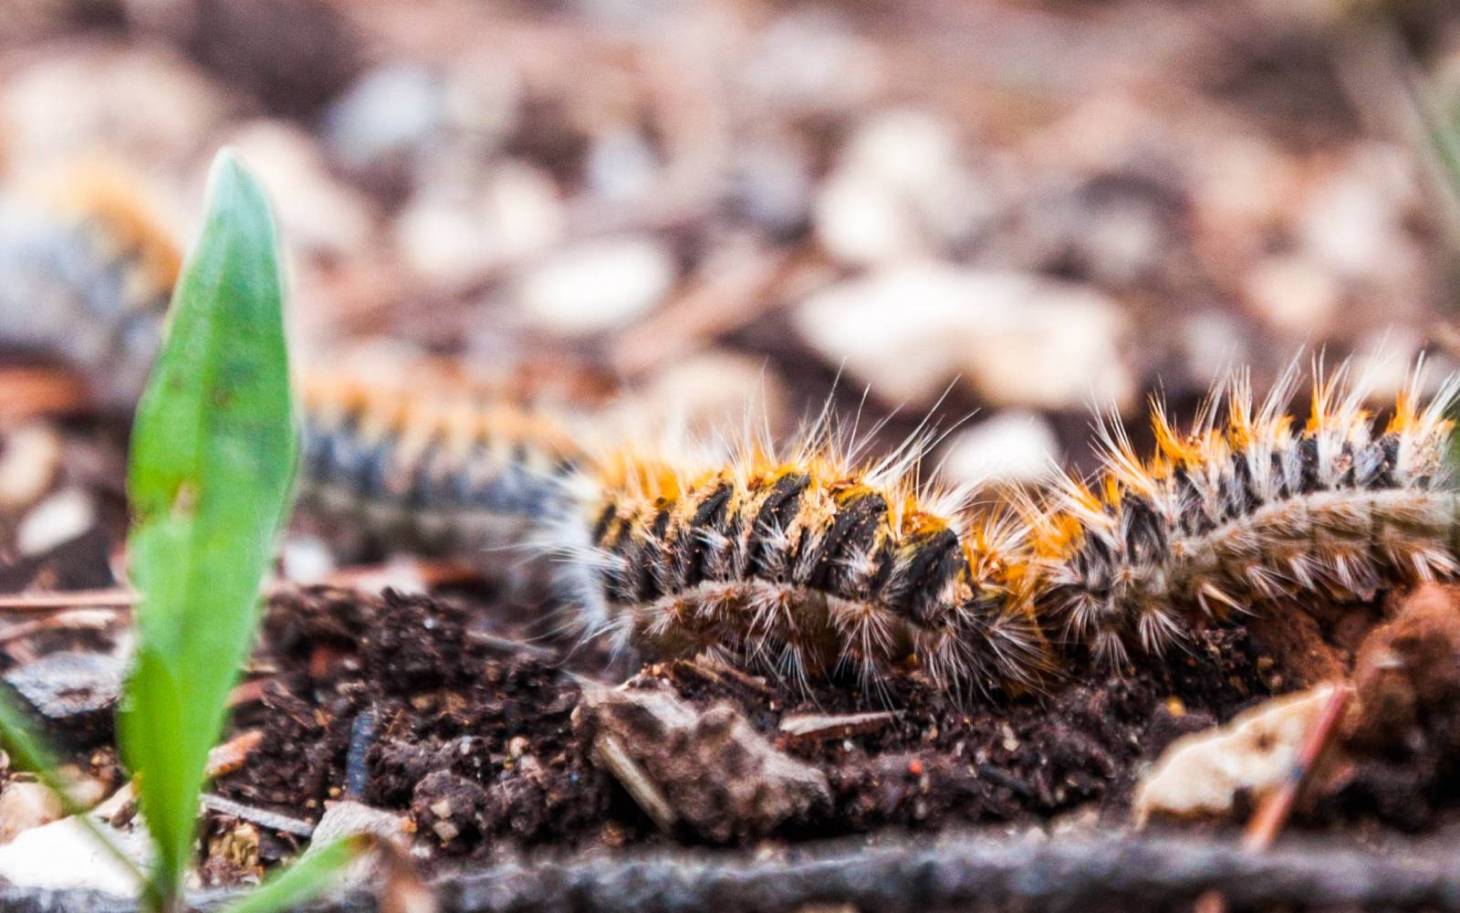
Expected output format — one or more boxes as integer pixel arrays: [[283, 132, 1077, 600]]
[[298, 374, 584, 559], [0, 167, 179, 407], [0, 165, 588, 563], [1034, 363, 1460, 668], [545, 434, 1051, 699]]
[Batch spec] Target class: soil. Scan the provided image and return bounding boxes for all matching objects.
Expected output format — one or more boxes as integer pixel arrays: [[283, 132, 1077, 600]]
[[198, 582, 1288, 872]]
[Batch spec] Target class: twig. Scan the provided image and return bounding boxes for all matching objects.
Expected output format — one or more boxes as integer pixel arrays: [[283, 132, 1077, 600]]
[[200, 794, 316, 838], [0, 366, 91, 421], [0, 609, 117, 645], [0, 589, 139, 611], [227, 678, 277, 709], [1195, 684, 1355, 913], [344, 706, 378, 801], [778, 710, 897, 746]]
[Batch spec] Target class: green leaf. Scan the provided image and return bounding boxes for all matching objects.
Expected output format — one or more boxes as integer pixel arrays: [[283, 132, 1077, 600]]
[[119, 148, 297, 907], [217, 837, 365, 913]]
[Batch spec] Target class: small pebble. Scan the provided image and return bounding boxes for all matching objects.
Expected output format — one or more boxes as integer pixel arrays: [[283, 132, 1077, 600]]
[[324, 63, 444, 174], [16, 487, 96, 556], [0, 423, 62, 511], [515, 236, 675, 337], [939, 411, 1060, 486], [0, 781, 64, 844], [3, 651, 124, 746]]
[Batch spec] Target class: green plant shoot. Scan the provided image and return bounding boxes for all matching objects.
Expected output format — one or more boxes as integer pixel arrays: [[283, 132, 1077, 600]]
[[120, 148, 298, 908]]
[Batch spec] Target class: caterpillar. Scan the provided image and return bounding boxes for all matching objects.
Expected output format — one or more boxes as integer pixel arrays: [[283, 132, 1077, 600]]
[[1031, 361, 1460, 668], [10, 160, 1460, 703], [539, 422, 1049, 699], [0, 164, 179, 408], [0, 161, 585, 564], [298, 372, 581, 558]]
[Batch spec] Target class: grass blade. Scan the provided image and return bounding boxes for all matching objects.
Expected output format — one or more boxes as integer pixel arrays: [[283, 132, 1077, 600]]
[[119, 148, 297, 906]]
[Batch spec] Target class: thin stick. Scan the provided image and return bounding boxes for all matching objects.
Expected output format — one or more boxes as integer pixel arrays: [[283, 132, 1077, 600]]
[[0, 609, 117, 645], [1195, 684, 1354, 913], [200, 793, 315, 837], [0, 589, 140, 611]]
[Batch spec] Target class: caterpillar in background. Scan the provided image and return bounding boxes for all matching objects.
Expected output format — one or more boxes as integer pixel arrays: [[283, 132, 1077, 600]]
[[0, 162, 583, 562], [4, 160, 1460, 701], [0, 165, 178, 408]]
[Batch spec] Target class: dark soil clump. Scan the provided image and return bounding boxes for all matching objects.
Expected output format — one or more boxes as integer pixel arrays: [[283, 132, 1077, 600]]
[[213, 585, 1279, 868]]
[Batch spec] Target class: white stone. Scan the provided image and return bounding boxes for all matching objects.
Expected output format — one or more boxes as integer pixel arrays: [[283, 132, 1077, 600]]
[[516, 236, 675, 337], [939, 411, 1061, 486], [814, 109, 989, 265], [1, 46, 229, 175], [0, 423, 61, 511], [813, 172, 925, 266], [281, 535, 337, 584], [739, 9, 885, 115], [396, 161, 564, 288], [324, 64, 444, 173], [0, 811, 150, 896], [1244, 255, 1340, 336], [1133, 684, 1338, 826], [1297, 144, 1418, 283], [223, 120, 377, 258], [0, 781, 63, 844], [793, 264, 1133, 410], [17, 487, 95, 556]]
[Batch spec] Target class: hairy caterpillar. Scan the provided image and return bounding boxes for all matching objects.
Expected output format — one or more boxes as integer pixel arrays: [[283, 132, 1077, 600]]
[[0, 165, 179, 407], [0, 162, 586, 563], [540, 423, 1048, 699], [1032, 361, 1460, 668], [299, 373, 581, 557], [12, 161, 1460, 703]]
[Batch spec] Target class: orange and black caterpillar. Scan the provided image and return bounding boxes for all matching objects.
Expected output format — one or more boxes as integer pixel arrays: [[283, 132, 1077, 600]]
[[1032, 362, 1460, 668], [299, 373, 581, 557], [0, 166, 179, 408], [0, 163, 584, 563], [9, 160, 1460, 701], [541, 429, 1048, 698]]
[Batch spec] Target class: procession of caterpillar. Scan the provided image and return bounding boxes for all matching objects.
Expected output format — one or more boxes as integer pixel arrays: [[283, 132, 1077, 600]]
[[6, 160, 1460, 701], [1031, 360, 1460, 670], [536, 414, 1049, 700]]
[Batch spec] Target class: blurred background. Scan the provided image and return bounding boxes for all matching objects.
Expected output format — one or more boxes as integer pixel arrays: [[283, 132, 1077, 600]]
[[6, 0, 1460, 485]]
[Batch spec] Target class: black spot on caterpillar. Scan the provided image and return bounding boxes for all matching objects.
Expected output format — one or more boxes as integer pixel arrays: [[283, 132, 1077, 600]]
[[1032, 361, 1460, 668]]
